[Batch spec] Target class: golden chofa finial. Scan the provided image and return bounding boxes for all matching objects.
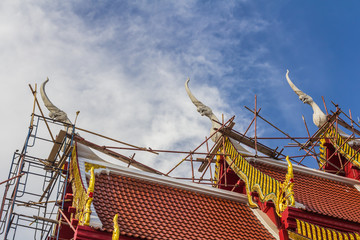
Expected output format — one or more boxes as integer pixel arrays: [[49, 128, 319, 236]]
[[275, 156, 295, 217], [112, 214, 119, 240], [83, 167, 95, 226]]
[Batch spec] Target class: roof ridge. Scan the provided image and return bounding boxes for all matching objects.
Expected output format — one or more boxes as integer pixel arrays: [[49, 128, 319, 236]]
[[82, 157, 249, 203]]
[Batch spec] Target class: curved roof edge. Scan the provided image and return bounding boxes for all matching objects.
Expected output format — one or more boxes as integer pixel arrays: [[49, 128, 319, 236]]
[[248, 157, 360, 186]]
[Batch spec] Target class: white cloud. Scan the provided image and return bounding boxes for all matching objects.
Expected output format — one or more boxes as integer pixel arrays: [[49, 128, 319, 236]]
[[0, 0, 282, 172], [0, 1, 282, 237], [0, 1, 280, 166]]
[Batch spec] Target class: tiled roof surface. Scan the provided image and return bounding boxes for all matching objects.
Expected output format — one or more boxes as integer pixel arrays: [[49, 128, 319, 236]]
[[92, 172, 275, 240], [250, 161, 360, 223]]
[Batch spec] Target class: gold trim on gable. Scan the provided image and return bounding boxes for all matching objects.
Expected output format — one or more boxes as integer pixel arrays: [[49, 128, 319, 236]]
[[82, 166, 95, 226], [288, 230, 311, 240], [295, 219, 360, 240], [218, 137, 295, 216], [70, 145, 87, 221], [322, 127, 360, 169], [112, 214, 119, 240], [319, 137, 327, 169], [85, 162, 105, 173]]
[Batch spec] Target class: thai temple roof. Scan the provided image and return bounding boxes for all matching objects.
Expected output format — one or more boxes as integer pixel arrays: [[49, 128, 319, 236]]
[[71, 142, 278, 239], [70, 135, 360, 239], [3, 72, 360, 240], [59, 73, 360, 239]]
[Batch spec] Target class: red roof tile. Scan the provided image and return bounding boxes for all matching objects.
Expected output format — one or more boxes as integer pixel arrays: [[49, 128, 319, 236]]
[[250, 161, 360, 223], [92, 172, 275, 240]]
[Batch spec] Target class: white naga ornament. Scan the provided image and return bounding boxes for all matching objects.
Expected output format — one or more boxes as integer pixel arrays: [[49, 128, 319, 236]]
[[286, 70, 327, 128], [185, 78, 222, 142], [40, 78, 72, 125], [185, 78, 253, 155]]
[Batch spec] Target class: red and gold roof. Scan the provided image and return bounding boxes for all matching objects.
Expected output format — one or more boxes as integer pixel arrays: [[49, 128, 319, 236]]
[[66, 131, 360, 240], [68, 142, 277, 240]]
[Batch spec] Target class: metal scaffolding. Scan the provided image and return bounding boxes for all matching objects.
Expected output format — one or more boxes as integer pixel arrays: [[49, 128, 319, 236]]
[[0, 83, 76, 240], [0, 113, 75, 240], [163, 96, 360, 187]]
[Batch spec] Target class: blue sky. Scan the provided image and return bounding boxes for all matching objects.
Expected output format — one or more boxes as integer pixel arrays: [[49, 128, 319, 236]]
[[1, 1, 360, 179]]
